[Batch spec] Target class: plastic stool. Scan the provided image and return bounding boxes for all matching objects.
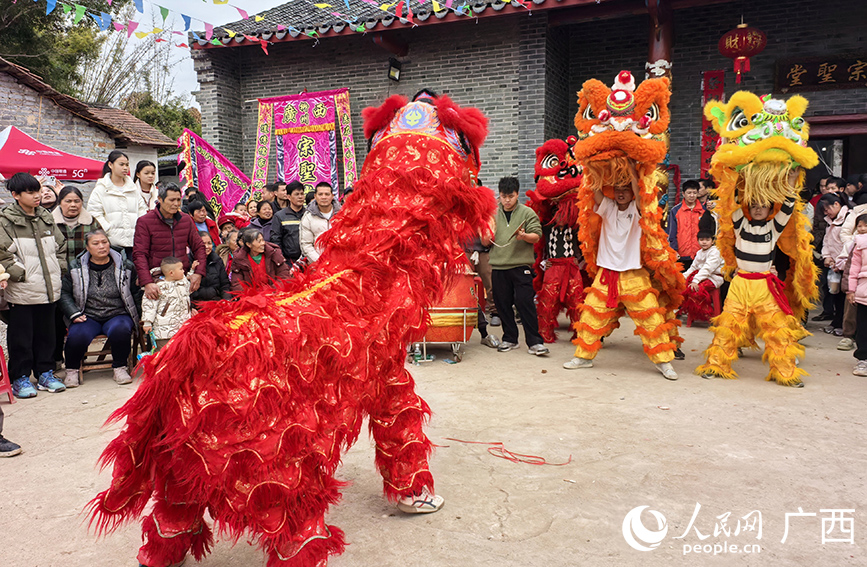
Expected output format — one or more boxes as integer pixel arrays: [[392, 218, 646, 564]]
[[687, 287, 722, 327], [0, 345, 15, 404]]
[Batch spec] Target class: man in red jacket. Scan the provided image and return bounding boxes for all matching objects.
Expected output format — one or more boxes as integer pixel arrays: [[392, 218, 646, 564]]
[[133, 183, 206, 300], [667, 180, 705, 271]]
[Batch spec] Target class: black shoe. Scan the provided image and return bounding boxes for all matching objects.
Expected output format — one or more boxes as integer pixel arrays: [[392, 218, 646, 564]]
[[673, 348, 685, 360], [0, 436, 22, 457], [811, 313, 833, 321]]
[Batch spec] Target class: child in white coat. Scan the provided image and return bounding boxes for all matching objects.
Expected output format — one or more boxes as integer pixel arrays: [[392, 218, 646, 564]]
[[141, 257, 195, 350], [679, 231, 724, 322]]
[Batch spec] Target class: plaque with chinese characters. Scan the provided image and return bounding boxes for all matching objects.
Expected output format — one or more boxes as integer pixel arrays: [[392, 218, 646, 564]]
[[776, 55, 867, 93]]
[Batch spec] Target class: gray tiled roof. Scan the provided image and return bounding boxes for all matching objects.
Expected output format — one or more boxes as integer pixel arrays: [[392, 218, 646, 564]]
[[198, 0, 551, 44]]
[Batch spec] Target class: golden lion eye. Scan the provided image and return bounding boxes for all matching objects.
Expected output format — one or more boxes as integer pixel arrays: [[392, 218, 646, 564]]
[[727, 109, 750, 131], [645, 103, 659, 122], [582, 104, 596, 121], [541, 153, 560, 170]]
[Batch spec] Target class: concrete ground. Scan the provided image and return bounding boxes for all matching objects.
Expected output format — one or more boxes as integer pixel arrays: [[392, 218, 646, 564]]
[[1, 316, 865, 567]]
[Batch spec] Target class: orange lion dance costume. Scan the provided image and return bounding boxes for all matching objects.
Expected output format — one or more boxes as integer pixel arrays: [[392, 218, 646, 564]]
[[564, 71, 685, 376], [527, 137, 585, 342], [88, 93, 496, 567], [696, 92, 818, 387]]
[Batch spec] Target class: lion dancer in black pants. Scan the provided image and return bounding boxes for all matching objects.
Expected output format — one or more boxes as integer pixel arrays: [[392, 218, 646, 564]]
[[486, 177, 549, 356]]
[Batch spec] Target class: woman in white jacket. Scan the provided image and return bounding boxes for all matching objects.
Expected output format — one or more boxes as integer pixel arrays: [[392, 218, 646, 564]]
[[87, 151, 147, 254]]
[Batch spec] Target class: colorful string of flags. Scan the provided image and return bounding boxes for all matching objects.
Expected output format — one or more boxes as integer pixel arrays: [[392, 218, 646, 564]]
[[29, 0, 538, 55]]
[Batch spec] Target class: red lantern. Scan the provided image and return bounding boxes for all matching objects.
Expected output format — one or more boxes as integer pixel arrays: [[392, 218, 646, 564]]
[[718, 23, 767, 84]]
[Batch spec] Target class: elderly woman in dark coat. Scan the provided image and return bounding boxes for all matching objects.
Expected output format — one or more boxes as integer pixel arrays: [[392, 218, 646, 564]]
[[59, 229, 139, 388], [190, 231, 231, 304]]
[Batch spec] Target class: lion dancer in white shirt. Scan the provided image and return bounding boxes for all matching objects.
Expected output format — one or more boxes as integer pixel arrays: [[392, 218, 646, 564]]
[[563, 162, 679, 380]]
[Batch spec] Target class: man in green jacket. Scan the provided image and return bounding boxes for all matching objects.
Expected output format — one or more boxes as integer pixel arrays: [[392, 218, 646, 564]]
[[0, 173, 68, 398], [487, 177, 548, 355]]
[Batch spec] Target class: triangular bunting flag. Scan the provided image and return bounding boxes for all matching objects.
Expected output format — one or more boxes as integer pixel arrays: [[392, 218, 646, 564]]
[[205, 23, 214, 40], [101, 12, 112, 30], [113, 22, 125, 31], [314, 3, 332, 7], [182, 14, 191, 30], [210, 38, 222, 45], [432, 0, 441, 11], [160, 6, 169, 21], [62, 4, 72, 14], [395, 0, 403, 19], [155, 38, 168, 43], [134, 0, 143, 13], [135, 31, 150, 39], [73, 4, 86, 24], [224, 28, 236, 38], [213, 0, 228, 4], [176, 43, 189, 48], [192, 31, 202, 41], [236, 7, 249, 19], [127, 21, 139, 38], [45, 0, 56, 15], [277, 24, 285, 31], [255, 15, 264, 21], [152, 28, 163, 34], [259, 40, 269, 55]]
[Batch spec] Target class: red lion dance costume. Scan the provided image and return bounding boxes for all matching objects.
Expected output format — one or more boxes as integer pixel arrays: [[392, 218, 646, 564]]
[[88, 93, 496, 567], [527, 138, 585, 343], [567, 71, 685, 368]]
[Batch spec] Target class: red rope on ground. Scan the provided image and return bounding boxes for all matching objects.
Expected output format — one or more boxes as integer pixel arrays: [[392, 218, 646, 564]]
[[442, 438, 572, 466]]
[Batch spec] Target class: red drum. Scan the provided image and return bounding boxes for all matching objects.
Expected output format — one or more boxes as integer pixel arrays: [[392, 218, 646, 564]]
[[424, 273, 479, 343]]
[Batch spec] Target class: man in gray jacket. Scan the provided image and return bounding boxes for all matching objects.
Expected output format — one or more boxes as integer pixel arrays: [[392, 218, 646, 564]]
[[0, 173, 67, 398], [300, 182, 341, 263]]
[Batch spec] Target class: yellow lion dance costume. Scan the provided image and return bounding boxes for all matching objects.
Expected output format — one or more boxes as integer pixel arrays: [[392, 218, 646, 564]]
[[564, 71, 685, 377], [696, 92, 819, 387]]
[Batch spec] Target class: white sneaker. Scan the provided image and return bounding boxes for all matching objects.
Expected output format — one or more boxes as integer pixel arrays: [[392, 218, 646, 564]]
[[113, 367, 132, 385], [854, 361, 867, 377], [656, 362, 678, 380], [480, 335, 500, 349], [528, 344, 549, 356], [563, 357, 593, 369], [838, 337, 855, 351], [396, 486, 444, 514], [63, 368, 80, 388]]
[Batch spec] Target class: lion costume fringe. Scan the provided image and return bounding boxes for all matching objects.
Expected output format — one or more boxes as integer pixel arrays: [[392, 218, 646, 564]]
[[696, 92, 819, 386]]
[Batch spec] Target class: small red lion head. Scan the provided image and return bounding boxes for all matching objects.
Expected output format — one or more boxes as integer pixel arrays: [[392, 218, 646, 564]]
[[533, 137, 582, 201]]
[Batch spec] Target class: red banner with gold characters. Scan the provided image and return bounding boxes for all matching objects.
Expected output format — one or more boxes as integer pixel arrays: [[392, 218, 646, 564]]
[[252, 88, 357, 198], [701, 70, 725, 179]]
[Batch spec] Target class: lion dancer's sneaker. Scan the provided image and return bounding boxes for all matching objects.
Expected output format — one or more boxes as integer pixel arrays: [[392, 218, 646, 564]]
[[397, 485, 444, 514]]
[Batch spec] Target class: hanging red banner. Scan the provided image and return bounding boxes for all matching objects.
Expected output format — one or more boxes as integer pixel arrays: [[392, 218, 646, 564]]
[[700, 70, 725, 179]]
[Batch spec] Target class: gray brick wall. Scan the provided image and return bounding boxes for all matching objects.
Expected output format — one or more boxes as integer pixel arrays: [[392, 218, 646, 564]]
[[192, 47, 244, 167], [0, 72, 115, 161]]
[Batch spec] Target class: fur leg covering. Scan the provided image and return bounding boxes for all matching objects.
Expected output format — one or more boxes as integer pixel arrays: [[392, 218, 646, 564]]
[[537, 259, 585, 343], [368, 366, 434, 501], [136, 495, 211, 567], [753, 305, 808, 386], [572, 271, 621, 359], [696, 310, 744, 379]]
